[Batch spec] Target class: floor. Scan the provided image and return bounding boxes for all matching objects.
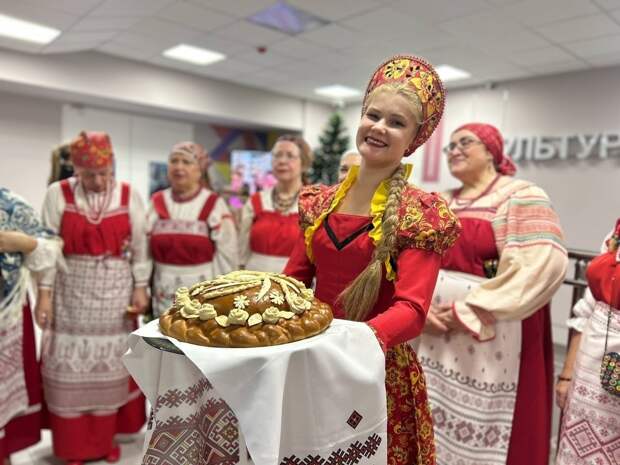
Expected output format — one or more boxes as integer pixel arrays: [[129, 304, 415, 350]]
[[11, 430, 146, 465]]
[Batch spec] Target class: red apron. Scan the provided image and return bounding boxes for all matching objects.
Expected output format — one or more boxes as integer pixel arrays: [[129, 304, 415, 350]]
[[246, 192, 300, 273], [149, 189, 218, 316], [41, 179, 145, 461]]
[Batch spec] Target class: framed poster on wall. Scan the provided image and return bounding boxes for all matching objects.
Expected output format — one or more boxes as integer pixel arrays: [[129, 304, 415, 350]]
[[149, 161, 169, 196]]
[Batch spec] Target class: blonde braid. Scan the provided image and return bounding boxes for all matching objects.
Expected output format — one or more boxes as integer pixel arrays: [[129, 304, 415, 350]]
[[341, 165, 408, 321]]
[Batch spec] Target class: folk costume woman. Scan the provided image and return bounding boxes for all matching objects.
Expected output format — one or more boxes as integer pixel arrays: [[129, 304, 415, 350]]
[[147, 142, 238, 317], [37, 131, 150, 465], [555, 220, 620, 465], [284, 55, 460, 465], [0, 189, 60, 465], [239, 135, 313, 273], [415, 123, 568, 465]]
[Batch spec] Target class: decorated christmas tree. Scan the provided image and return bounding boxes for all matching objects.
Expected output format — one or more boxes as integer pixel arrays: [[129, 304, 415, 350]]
[[310, 112, 350, 185]]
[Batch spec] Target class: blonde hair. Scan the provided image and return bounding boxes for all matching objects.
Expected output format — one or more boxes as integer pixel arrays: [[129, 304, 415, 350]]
[[365, 81, 424, 126], [339, 164, 408, 321]]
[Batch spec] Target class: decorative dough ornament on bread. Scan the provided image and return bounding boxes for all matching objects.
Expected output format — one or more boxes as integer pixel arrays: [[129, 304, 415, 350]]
[[159, 271, 333, 347]]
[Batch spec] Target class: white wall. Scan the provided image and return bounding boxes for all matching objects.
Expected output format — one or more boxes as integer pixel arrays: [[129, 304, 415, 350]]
[[0, 48, 311, 131], [345, 65, 620, 344], [0, 92, 61, 209]]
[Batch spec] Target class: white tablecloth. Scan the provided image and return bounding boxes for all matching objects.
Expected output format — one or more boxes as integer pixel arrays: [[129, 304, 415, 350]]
[[124, 319, 387, 465]]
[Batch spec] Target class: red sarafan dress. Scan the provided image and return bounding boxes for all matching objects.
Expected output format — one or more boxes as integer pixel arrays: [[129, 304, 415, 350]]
[[557, 221, 620, 465], [415, 177, 567, 465], [239, 188, 301, 273], [40, 178, 150, 462], [148, 187, 238, 317], [284, 165, 460, 465]]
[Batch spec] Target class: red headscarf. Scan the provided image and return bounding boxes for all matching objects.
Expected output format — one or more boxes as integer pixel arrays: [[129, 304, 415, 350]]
[[69, 131, 114, 170], [455, 123, 517, 176]]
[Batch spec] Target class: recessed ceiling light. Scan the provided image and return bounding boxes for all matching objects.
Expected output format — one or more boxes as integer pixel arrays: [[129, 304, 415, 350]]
[[163, 44, 225, 66], [248, 1, 328, 35], [435, 65, 471, 82], [314, 85, 361, 99], [0, 13, 60, 44]]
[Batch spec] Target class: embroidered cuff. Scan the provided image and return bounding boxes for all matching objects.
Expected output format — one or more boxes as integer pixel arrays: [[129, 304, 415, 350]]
[[452, 301, 495, 342]]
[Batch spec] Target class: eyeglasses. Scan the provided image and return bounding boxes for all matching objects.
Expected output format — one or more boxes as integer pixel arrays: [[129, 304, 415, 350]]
[[442, 137, 483, 155], [272, 152, 300, 161]]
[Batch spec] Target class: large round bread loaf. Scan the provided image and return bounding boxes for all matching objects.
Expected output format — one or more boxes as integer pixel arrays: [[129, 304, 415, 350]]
[[159, 271, 333, 348]]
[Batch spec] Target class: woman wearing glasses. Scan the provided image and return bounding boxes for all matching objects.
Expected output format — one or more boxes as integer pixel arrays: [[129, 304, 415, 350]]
[[414, 123, 568, 465], [238, 135, 313, 273]]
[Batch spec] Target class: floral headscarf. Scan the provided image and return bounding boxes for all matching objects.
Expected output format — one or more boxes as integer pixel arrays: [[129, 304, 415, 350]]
[[170, 141, 210, 174], [70, 131, 114, 170]]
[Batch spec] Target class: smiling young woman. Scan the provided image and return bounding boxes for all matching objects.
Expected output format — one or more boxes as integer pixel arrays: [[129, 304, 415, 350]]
[[284, 55, 461, 465]]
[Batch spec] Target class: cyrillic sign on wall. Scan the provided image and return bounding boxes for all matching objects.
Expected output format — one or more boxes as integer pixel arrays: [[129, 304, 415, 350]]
[[506, 133, 620, 162]]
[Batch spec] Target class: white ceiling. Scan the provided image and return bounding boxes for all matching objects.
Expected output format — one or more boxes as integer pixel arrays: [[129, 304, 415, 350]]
[[0, 0, 619, 103]]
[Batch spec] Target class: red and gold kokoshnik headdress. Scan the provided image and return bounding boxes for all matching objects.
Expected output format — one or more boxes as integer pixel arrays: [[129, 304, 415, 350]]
[[362, 55, 446, 156]]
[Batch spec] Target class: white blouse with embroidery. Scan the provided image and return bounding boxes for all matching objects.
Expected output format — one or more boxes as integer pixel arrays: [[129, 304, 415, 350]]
[[39, 177, 151, 287]]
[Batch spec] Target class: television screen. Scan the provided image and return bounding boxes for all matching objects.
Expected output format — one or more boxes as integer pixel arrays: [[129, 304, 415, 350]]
[[229, 149, 275, 209]]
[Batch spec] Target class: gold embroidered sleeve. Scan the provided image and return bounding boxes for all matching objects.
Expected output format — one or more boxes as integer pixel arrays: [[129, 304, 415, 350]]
[[396, 188, 461, 254], [298, 184, 337, 231]]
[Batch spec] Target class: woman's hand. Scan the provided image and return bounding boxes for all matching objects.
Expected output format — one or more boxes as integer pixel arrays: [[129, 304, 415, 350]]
[[423, 305, 450, 335], [127, 286, 149, 316], [434, 303, 468, 332], [555, 377, 572, 409], [0, 231, 37, 254], [555, 332, 582, 410], [35, 288, 53, 328]]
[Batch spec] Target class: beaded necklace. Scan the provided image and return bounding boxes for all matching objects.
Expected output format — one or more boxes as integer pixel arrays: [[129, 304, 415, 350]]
[[271, 187, 299, 213], [76, 180, 114, 225]]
